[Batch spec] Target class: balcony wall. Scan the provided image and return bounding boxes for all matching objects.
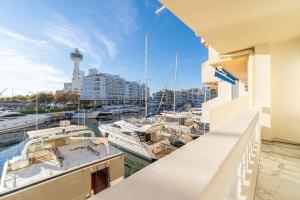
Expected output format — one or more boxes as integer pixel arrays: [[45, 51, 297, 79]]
[[201, 61, 218, 84], [91, 110, 260, 200], [201, 81, 232, 124], [210, 94, 249, 130]]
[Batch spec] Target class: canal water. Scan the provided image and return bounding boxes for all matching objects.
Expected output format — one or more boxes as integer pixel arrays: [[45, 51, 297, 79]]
[[0, 113, 152, 178]]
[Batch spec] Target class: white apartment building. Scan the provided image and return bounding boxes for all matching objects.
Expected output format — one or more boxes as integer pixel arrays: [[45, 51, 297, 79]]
[[63, 49, 149, 105], [80, 68, 149, 105]]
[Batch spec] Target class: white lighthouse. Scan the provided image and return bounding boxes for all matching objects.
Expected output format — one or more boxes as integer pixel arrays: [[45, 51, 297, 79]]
[[70, 48, 85, 95]]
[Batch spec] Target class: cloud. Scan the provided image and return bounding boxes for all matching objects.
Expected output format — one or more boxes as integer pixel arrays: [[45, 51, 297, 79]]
[[90, 29, 118, 59], [0, 0, 140, 96], [45, 18, 102, 64], [0, 48, 68, 95], [104, 0, 138, 35], [0, 27, 50, 48]]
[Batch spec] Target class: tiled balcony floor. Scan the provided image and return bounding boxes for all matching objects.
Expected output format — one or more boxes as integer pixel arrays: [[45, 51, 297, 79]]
[[255, 141, 300, 200]]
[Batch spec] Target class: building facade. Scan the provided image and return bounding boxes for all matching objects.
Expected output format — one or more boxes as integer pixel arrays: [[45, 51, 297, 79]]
[[80, 68, 149, 105], [152, 87, 214, 108], [63, 49, 149, 105]]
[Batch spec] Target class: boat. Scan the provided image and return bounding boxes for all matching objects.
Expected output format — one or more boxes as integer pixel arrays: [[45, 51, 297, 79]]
[[71, 109, 102, 119], [26, 120, 96, 139], [0, 111, 24, 118], [0, 114, 51, 147], [0, 114, 50, 134], [0, 126, 124, 199], [160, 111, 202, 138], [99, 120, 174, 160]]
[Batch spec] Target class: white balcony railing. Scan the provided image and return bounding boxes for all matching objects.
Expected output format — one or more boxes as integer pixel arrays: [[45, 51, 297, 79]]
[[90, 110, 261, 200]]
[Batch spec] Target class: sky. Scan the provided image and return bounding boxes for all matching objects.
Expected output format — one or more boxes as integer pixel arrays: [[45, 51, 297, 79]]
[[0, 0, 207, 97]]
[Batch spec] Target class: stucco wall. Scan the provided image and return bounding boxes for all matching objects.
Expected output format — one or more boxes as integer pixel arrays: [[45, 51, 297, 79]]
[[270, 37, 300, 144], [209, 94, 249, 130], [254, 44, 272, 140]]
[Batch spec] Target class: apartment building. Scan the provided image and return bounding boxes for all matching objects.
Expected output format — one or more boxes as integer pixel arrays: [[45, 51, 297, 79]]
[[80, 68, 149, 105], [153, 88, 213, 108], [91, 1, 300, 200]]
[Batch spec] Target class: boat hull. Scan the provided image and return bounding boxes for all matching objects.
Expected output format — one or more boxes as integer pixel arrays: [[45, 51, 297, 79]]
[[99, 127, 155, 160]]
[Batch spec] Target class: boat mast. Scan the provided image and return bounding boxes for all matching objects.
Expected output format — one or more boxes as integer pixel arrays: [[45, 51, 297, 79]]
[[173, 53, 178, 112], [36, 91, 38, 131], [144, 34, 148, 117]]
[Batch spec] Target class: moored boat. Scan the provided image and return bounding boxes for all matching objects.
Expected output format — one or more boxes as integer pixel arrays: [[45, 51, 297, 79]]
[[0, 126, 124, 199], [99, 120, 174, 160]]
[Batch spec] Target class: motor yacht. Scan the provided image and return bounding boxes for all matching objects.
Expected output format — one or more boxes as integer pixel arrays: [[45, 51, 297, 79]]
[[0, 127, 124, 200], [99, 120, 174, 160]]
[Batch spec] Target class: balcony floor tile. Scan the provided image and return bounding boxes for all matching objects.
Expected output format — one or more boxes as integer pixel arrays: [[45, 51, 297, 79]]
[[255, 141, 300, 200]]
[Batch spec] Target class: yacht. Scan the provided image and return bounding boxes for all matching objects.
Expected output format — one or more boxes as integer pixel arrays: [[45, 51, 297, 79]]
[[0, 111, 24, 118], [71, 109, 101, 119], [26, 120, 96, 140], [0, 114, 50, 134], [159, 111, 203, 138], [98, 120, 174, 160], [0, 127, 124, 199], [0, 114, 51, 146]]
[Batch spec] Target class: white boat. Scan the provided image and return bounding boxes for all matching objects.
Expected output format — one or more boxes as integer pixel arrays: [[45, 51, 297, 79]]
[[0, 125, 124, 199], [71, 109, 101, 119], [99, 120, 174, 160], [0, 114, 51, 146], [26, 120, 96, 140], [0, 114, 50, 134], [0, 111, 23, 118]]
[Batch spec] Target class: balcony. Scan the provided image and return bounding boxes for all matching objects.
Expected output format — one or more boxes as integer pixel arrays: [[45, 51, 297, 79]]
[[255, 141, 300, 200], [90, 110, 262, 200]]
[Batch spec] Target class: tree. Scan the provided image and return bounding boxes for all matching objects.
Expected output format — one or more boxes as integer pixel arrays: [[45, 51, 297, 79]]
[[29, 92, 54, 105], [54, 91, 78, 105], [38, 92, 54, 104]]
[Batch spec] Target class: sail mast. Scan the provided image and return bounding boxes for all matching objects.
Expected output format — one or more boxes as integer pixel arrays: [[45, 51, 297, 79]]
[[144, 34, 148, 117], [173, 53, 178, 112]]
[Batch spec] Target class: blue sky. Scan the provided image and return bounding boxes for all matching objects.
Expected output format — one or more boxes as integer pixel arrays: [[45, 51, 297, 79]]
[[0, 0, 207, 96]]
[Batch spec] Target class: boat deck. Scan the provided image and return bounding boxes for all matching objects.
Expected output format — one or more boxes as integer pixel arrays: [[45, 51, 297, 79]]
[[155, 148, 174, 159], [1, 139, 121, 193]]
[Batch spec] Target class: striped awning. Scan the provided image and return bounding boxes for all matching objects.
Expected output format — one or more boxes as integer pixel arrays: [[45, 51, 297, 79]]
[[214, 68, 238, 84]]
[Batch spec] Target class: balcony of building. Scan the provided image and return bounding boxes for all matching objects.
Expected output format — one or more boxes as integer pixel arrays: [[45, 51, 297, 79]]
[[89, 108, 300, 200]]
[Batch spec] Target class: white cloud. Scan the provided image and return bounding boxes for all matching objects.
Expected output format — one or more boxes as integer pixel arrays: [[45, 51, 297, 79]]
[[91, 29, 118, 59], [108, 0, 138, 34], [45, 17, 102, 64], [0, 27, 50, 48], [0, 48, 68, 96]]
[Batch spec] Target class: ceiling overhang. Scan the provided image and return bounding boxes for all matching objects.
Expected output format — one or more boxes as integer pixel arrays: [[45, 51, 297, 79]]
[[159, 0, 300, 54]]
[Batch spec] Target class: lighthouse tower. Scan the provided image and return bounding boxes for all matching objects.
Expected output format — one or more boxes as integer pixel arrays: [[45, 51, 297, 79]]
[[70, 48, 84, 95]]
